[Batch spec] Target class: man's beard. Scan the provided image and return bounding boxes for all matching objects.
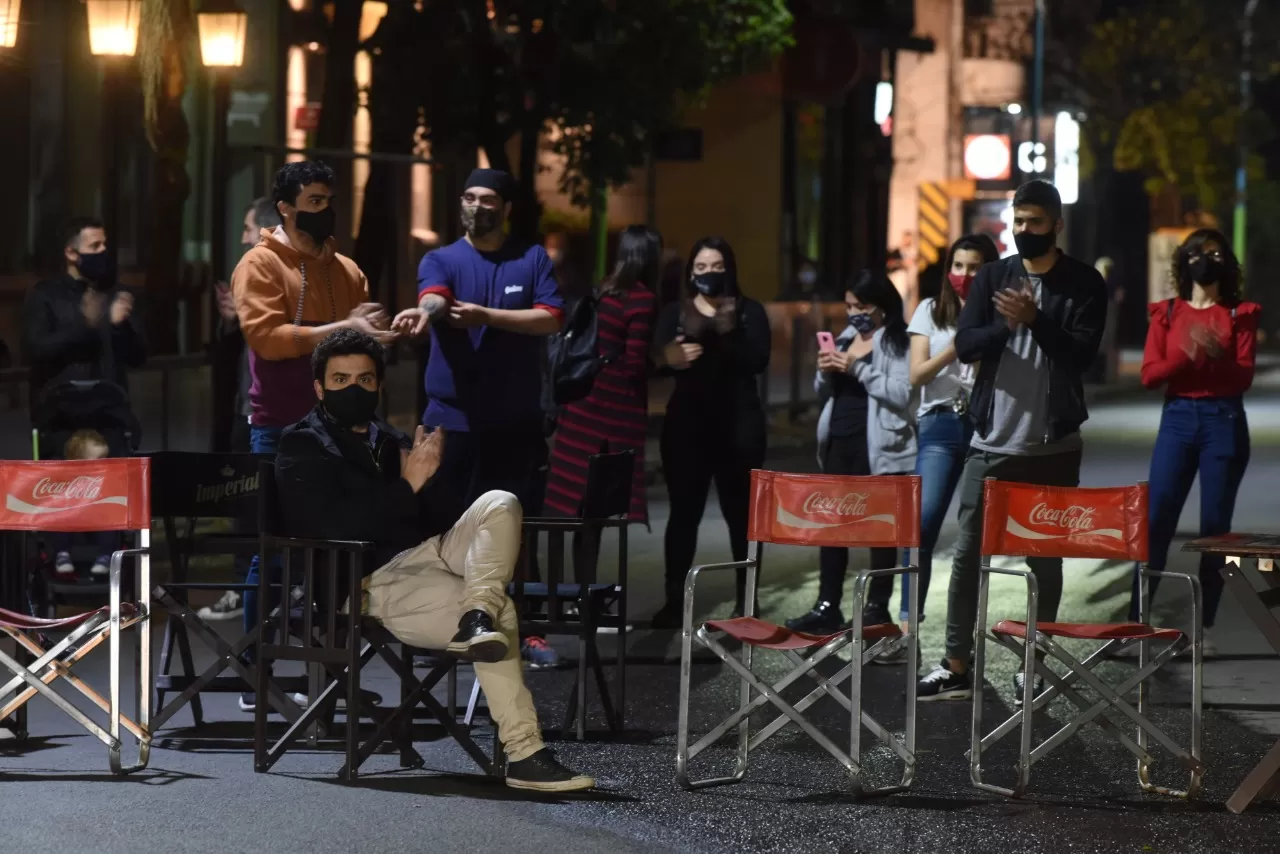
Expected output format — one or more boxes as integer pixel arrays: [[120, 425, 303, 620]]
[[461, 205, 503, 238]]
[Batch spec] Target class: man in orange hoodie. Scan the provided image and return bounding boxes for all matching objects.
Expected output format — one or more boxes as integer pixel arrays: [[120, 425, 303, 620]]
[[231, 160, 395, 457], [230, 160, 394, 712]]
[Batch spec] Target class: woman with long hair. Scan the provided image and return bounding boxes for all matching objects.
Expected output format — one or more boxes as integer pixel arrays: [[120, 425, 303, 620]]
[[545, 225, 661, 526], [786, 270, 916, 636], [1131, 229, 1259, 655], [650, 236, 771, 627], [900, 234, 999, 634]]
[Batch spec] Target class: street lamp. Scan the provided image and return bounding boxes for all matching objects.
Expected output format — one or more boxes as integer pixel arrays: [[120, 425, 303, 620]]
[[0, 0, 20, 49], [197, 0, 248, 68], [85, 0, 142, 57], [198, 0, 247, 453], [85, 0, 142, 278]]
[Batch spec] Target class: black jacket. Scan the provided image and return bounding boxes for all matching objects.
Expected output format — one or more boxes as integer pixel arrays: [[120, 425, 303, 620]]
[[22, 275, 146, 428], [274, 408, 465, 574], [955, 252, 1107, 442]]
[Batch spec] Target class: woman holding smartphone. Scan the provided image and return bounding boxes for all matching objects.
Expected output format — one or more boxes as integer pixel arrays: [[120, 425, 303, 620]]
[[786, 270, 915, 637], [900, 234, 998, 631], [650, 237, 772, 627], [1131, 229, 1259, 656]]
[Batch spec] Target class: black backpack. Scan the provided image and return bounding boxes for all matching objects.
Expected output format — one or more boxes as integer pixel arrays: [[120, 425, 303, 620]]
[[544, 292, 608, 407]]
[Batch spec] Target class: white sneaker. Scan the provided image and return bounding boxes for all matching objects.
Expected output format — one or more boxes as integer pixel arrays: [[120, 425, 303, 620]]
[[90, 558, 110, 577], [197, 590, 244, 621], [54, 552, 75, 576]]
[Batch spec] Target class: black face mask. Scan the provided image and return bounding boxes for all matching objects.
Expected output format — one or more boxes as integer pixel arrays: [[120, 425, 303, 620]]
[[77, 251, 114, 290], [1189, 256, 1224, 286], [692, 271, 729, 297], [295, 207, 336, 246], [322, 385, 379, 429], [461, 204, 503, 238], [1013, 229, 1057, 260]]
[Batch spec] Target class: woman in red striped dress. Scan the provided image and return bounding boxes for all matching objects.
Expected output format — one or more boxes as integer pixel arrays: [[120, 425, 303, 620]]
[[545, 226, 661, 525]]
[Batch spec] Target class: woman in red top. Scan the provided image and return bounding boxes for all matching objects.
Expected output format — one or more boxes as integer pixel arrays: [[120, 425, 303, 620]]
[[1133, 229, 1260, 651], [545, 226, 659, 526]]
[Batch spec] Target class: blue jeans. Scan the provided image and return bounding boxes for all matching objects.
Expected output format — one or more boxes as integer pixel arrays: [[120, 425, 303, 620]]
[[243, 425, 284, 660], [1131, 397, 1250, 628], [900, 409, 973, 623]]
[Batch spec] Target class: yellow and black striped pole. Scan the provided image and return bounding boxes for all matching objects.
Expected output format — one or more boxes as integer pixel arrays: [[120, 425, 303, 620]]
[[917, 181, 950, 270]]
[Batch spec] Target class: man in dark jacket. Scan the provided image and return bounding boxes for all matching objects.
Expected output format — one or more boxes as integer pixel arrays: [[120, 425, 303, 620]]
[[23, 217, 145, 460], [917, 180, 1107, 704], [273, 328, 594, 793]]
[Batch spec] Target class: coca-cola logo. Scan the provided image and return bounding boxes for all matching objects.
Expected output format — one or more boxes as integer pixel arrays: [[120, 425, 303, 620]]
[[1028, 502, 1096, 532], [33, 476, 104, 502], [802, 491, 869, 518]]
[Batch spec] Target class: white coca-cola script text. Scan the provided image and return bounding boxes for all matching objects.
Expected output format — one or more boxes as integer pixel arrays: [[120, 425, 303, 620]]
[[32, 476, 104, 502], [802, 491, 869, 518], [1028, 502, 1096, 532]]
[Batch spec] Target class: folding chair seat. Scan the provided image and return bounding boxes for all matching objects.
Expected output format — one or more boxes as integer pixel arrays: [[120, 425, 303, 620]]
[[147, 451, 310, 729], [252, 462, 502, 782], [970, 480, 1203, 799], [0, 458, 153, 774], [677, 470, 921, 797]]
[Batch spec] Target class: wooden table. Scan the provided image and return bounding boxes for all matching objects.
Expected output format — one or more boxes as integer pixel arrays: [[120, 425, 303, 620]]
[[1183, 533, 1280, 813]]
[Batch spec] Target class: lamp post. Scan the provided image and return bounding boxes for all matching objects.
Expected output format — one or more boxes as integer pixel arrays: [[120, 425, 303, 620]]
[[197, 0, 247, 453], [85, 0, 141, 274], [0, 0, 20, 49], [1235, 0, 1259, 278], [1030, 0, 1046, 163], [197, 0, 247, 284]]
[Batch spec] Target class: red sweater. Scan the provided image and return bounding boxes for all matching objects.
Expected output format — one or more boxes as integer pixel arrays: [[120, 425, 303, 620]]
[[1141, 298, 1260, 398]]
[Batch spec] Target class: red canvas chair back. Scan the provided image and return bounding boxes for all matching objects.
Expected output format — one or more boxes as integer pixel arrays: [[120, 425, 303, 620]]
[[980, 480, 1147, 563], [0, 458, 151, 533], [747, 470, 921, 550]]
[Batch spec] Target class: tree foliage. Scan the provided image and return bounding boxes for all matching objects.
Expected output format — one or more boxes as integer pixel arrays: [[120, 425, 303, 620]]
[[376, 1, 793, 215], [1047, 0, 1280, 212]]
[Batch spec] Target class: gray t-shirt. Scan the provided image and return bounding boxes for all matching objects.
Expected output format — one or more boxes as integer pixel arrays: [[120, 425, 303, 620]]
[[971, 276, 1081, 456]]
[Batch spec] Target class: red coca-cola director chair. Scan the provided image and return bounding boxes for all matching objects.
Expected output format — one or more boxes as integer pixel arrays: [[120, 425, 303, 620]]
[[970, 480, 1203, 799], [0, 459, 152, 774], [676, 470, 921, 796]]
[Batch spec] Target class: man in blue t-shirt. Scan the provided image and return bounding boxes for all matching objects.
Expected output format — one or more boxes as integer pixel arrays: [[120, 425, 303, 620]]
[[395, 168, 565, 667]]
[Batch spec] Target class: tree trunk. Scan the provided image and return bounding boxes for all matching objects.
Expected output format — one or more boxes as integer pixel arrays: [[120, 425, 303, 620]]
[[142, 25, 191, 356], [353, 38, 418, 305], [511, 117, 542, 242], [317, 0, 362, 251]]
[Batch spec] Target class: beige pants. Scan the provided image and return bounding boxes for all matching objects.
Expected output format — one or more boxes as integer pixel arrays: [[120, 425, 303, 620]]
[[364, 490, 544, 762]]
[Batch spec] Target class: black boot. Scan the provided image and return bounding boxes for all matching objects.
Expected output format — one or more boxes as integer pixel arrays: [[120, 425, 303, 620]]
[[446, 609, 508, 663], [650, 580, 685, 630], [784, 601, 845, 634]]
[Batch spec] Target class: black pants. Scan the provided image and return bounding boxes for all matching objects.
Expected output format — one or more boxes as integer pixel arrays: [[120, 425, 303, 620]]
[[660, 411, 767, 606], [817, 433, 900, 614], [436, 428, 549, 512]]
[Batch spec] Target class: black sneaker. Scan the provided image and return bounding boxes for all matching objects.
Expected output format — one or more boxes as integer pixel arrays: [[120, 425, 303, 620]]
[[649, 600, 682, 630], [505, 749, 595, 792], [446, 609, 508, 663], [861, 603, 893, 627], [1013, 671, 1044, 708], [784, 601, 845, 635], [917, 660, 973, 702]]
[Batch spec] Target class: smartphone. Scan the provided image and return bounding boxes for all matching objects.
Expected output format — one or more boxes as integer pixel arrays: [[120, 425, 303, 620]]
[[816, 331, 835, 353]]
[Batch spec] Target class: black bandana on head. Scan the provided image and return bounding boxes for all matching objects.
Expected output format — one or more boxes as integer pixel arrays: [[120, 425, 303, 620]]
[[463, 168, 514, 201]]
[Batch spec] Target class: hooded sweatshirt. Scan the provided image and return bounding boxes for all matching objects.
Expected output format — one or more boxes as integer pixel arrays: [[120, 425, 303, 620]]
[[231, 226, 370, 428]]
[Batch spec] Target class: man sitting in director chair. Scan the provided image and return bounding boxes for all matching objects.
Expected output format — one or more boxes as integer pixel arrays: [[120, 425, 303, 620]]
[[273, 327, 594, 792]]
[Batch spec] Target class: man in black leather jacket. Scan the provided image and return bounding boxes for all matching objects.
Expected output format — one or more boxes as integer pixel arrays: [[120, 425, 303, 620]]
[[274, 328, 594, 793]]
